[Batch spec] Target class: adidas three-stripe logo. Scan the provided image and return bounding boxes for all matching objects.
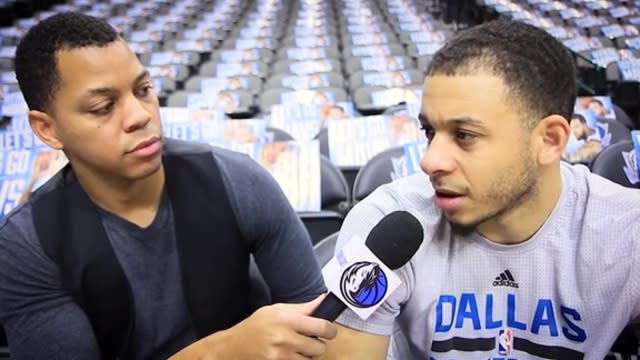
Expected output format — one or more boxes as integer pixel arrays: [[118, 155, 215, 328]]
[[492, 269, 519, 288]]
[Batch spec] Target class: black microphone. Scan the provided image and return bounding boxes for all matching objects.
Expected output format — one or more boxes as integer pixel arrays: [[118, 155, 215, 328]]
[[312, 210, 424, 321]]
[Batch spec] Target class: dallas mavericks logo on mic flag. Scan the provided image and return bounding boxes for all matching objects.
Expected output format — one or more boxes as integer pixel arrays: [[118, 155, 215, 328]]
[[322, 236, 402, 320], [339, 261, 388, 308]]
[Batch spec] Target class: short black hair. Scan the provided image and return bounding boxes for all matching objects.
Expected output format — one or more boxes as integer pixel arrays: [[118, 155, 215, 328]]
[[589, 98, 604, 107], [426, 19, 577, 128], [571, 113, 586, 124], [328, 104, 345, 112], [15, 12, 119, 112]]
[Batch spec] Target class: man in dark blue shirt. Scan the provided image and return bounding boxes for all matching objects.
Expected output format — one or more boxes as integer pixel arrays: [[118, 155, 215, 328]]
[[0, 12, 336, 359]]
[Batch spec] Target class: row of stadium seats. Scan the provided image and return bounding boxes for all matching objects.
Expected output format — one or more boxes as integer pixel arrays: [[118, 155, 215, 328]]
[[1, 0, 640, 358]]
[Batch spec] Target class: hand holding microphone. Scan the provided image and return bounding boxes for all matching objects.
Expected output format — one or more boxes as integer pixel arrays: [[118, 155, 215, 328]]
[[170, 295, 337, 360], [170, 210, 423, 360], [211, 210, 424, 359]]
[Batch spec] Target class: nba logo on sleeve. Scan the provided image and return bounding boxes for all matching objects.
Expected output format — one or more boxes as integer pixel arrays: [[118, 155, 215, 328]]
[[498, 328, 513, 355]]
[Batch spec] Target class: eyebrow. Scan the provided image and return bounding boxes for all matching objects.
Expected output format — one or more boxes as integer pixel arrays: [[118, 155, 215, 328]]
[[418, 113, 484, 128], [133, 70, 151, 86], [448, 117, 484, 128], [82, 70, 150, 99]]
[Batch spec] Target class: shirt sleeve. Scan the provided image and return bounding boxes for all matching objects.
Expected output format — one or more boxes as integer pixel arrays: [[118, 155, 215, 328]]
[[0, 206, 100, 359], [213, 148, 326, 303]]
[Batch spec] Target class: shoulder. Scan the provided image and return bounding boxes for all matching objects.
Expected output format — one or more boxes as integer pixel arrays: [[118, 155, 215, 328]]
[[0, 200, 36, 245], [164, 139, 299, 241], [163, 138, 273, 189], [0, 170, 76, 275], [162, 137, 214, 155], [562, 162, 640, 215], [210, 145, 265, 178], [0, 167, 67, 243], [561, 162, 640, 240], [337, 171, 444, 259], [343, 171, 441, 231], [0, 198, 57, 294], [378, 171, 435, 204]]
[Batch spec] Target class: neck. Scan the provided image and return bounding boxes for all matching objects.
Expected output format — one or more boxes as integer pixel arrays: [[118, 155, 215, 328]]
[[476, 164, 563, 244], [72, 163, 165, 227]]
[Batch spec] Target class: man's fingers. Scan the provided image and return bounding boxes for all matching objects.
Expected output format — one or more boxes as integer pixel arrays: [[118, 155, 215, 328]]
[[300, 294, 327, 315], [289, 314, 337, 340], [270, 329, 328, 358], [276, 294, 326, 315], [267, 295, 337, 340], [291, 335, 328, 357], [291, 353, 312, 360]]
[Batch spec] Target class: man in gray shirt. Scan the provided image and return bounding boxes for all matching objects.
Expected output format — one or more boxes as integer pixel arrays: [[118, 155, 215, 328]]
[[321, 19, 640, 359], [0, 12, 336, 359]]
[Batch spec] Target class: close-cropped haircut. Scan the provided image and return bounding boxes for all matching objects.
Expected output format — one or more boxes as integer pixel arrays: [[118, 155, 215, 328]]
[[571, 113, 587, 123], [15, 12, 119, 112], [589, 98, 604, 106], [426, 19, 577, 128]]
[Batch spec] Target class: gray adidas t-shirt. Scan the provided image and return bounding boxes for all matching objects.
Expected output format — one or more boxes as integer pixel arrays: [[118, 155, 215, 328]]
[[0, 142, 325, 359], [335, 162, 640, 360]]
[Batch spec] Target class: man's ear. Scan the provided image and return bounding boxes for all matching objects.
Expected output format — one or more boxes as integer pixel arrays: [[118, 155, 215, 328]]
[[532, 114, 570, 166], [28, 110, 63, 150]]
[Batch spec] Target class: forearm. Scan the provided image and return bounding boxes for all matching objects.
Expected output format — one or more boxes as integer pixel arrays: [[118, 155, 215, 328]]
[[319, 324, 389, 360]]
